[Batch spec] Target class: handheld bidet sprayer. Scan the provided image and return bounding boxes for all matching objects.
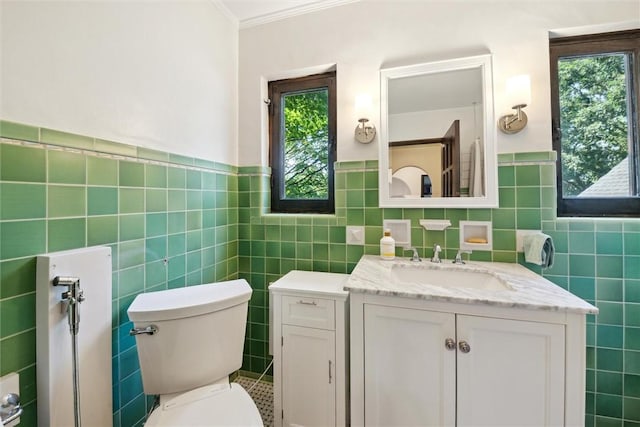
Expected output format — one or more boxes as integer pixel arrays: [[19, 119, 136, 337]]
[[52, 275, 85, 427], [53, 276, 85, 335]]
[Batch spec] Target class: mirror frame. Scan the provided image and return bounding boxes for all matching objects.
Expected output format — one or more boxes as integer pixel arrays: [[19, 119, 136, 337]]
[[379, 54, 498, 208]]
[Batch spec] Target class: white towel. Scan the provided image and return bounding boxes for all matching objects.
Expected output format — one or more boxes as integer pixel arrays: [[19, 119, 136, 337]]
[[469, 138, 484, 197], [523, 233, 555, 268]]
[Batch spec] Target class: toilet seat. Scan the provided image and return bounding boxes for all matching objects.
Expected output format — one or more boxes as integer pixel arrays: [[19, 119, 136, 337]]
[[145, 383, 264, 426]]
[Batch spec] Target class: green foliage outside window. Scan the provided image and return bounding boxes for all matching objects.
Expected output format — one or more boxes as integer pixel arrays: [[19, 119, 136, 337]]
[[282, 89, 329, 199], [558, 53, 629, 196]]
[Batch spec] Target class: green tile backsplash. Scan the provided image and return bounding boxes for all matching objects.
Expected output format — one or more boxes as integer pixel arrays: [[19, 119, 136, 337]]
[[48, 218, 86, 252], [87, 156, 118, 185], [48, 150, 86, 184], [1, 184, 46, 220], [0, 123, 240, 427], [2, 120, 640, 426], [236, 152, 640, 427], [1, 143, 47, 182]]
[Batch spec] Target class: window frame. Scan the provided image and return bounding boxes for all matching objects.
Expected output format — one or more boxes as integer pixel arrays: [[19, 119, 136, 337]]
[[268, 71, 337, 214], [550, 29, 640, 217]]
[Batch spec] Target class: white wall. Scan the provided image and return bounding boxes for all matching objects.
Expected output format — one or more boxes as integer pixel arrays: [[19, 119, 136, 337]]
[[238, 0, 639, 165], [0, 0, 238, 164], [389, 107, 476, 144], [390, 106, 477, 188]]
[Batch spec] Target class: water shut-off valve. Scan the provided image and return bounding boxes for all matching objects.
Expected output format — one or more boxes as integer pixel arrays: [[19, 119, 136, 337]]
[[53, 276, 84, 335]]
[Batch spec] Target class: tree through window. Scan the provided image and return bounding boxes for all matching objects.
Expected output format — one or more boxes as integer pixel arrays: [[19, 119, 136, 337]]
[[268, 72, 336, 213], [550, 30, 640, 217]]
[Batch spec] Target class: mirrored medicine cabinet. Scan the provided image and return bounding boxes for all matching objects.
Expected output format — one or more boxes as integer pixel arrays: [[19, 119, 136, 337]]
[[379, 54, 498, 208]]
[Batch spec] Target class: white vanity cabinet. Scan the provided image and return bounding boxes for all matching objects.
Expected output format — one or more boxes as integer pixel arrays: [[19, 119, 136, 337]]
[[351, 293, 589, 427], [270, 270, 349, 427]]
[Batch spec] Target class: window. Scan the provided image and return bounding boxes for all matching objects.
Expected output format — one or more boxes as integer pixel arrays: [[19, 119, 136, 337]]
[[550, 29, 640, 217], [268, 72, 336, 214]]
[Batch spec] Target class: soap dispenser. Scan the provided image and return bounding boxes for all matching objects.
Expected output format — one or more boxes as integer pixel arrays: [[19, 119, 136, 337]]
[[380, 229, 395, 260]]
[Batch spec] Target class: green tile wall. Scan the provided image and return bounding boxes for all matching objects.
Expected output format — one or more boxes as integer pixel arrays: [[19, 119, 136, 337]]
[[237, 155, 640, 427], [0, 122, 238, 427], [3, 119, 640, 427]]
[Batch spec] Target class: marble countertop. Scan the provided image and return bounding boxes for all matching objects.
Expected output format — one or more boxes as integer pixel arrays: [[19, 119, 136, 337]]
[[345, 255, 598, 314]]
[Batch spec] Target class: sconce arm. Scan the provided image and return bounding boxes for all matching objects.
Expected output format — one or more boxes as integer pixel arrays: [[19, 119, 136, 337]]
[[498, 104, 528, 134]]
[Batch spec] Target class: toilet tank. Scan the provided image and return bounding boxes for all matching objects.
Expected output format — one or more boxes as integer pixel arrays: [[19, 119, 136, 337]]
[[127, 279, 252, 395]]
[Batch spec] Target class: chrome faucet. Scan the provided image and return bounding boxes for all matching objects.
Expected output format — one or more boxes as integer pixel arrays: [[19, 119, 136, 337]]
[[453, 250, 472, 264], [431, 244, 442, 263], [404, 247, 422, 262]]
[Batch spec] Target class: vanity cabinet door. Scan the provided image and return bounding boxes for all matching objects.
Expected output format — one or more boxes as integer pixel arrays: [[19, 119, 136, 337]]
[[456, 315, 565, 427], [363, 304, 456, 426], [281, 324, 336, 427]]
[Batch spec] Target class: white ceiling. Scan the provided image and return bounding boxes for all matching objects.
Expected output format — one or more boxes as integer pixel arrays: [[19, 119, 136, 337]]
[[219, 0, 358, 28]]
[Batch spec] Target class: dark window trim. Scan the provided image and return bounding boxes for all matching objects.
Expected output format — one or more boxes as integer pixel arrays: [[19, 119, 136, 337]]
[[550, 29, 640, 217], [268, 72, 337, 214]]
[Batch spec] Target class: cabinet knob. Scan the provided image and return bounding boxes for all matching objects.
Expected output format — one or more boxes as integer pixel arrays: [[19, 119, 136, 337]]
[[444, 338, 456, 350], [458, 340, 471, 353]]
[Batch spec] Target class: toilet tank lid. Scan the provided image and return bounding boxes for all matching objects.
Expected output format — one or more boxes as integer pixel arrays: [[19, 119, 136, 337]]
[[127, 279, 252, 322]]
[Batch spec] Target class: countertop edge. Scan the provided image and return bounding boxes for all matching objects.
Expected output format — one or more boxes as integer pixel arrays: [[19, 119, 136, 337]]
[[343, 285, 597, 314], [345, 255, 598, 315]]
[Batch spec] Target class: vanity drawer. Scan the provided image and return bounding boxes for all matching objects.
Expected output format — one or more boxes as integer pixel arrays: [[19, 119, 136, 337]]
[[281, 295, 335, 330]]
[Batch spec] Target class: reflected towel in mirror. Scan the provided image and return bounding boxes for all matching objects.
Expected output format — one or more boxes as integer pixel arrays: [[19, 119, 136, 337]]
[[469, 138, 484, 197]]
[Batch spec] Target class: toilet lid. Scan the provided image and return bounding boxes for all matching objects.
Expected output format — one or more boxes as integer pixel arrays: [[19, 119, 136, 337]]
[[145, 383, 264, 426]]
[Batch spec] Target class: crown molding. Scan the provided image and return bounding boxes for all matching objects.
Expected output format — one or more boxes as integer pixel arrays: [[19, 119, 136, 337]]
[[239, 0, 359, 29], [210, 0, 239, 29]]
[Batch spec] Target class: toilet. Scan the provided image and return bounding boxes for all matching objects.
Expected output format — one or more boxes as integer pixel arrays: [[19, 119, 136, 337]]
[[127, 279, 263, 426]]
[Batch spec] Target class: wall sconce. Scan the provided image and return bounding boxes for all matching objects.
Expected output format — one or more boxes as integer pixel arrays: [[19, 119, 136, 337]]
[[354, 94, 376, 143], [498, 75, 531, 134]]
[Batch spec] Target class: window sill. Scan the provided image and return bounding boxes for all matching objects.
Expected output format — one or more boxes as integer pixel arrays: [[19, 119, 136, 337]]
[[250, 212, 345, 226]]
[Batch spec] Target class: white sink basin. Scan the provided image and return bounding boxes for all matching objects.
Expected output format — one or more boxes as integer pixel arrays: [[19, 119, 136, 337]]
[[391, 264, 511, 291]]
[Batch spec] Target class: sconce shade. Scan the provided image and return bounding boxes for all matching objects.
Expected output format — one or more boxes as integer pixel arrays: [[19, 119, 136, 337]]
[[498, 74, 531, 134], [355, 93, 376, 143], [505, 74, 531, 107], [355, 94, 373, 120]]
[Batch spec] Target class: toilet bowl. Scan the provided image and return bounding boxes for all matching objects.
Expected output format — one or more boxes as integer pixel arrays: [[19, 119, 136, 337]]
[[127, 279, 263, 426]]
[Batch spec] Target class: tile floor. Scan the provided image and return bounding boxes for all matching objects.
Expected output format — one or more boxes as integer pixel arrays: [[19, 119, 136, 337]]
[[234, 376, 274, 427]]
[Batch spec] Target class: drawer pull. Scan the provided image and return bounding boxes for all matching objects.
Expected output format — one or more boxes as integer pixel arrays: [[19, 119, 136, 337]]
[[297, 299, 317, 306]]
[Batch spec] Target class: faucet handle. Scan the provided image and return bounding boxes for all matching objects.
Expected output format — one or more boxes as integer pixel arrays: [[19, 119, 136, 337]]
[[404, 247, 421, 262], [431, 244, 442, 263], [453, 250, 472, 264]]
